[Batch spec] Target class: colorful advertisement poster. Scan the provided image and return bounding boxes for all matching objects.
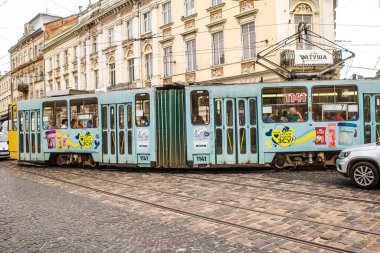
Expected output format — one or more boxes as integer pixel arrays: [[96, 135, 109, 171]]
[[137, 128, 149, 150], [328, 123, 336, 148], [57, 130, 69, 150], [194, 127, 209, 150], [46, 129, 56, 149], [315, 127, 326, 145]]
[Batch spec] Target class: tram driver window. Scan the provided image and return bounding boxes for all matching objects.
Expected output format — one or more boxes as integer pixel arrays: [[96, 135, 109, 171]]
[[312, 85, 358, 121], [42, 101, 68, 129], [70, 98, 98, 128], [262, 87, 308, 123], [191, 90, 209, 125], [135, 93, 150, 127]]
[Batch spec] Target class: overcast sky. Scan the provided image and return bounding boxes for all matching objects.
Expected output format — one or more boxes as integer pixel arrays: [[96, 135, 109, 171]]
[[0, 0, 378, 79]]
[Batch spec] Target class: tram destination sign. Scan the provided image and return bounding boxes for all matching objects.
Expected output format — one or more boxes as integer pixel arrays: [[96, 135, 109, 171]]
[[294, 50, 333, 65]]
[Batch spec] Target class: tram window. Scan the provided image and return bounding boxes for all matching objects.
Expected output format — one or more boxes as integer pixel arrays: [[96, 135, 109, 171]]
[[127, 105, 132, 129], [238, 100, 245, 126], [70, 98, 98, 128], [11, 105, 17, 131], [25, 112, 29, 132], [43, 101, 68, 129], [191, 90, 209, 125], [365, 125, 371, 144], [135, 93, 150, 127], [110, 106, 115, 129], [376, 96, 380, 123], [119, 131, 125, 155], [37, 111, 40, 131], [215, 100, 222, 126], [128, 130, 132, 155], [249, 99, 256, 125], [119, 105, 125, 129], [262, 87, 308, 123], [240, 128, 246, 154], [312, 85, 358, 121], [364, 96, 370, 123], [19, 112, 24, 132], [31, 112, 35, 132], [250, 128, 257, 154], [102, 106, 107, 129]]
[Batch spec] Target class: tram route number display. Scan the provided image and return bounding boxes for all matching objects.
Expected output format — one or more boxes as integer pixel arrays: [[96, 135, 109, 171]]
[[284, 93, 307, 103]]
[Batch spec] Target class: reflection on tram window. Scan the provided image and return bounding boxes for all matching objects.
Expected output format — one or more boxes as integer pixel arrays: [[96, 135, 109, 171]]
[[70, 98, 98, 128], [312, 85, 358, 121], [135, 93, 150, 127], [42, 101, 68, 129], [262, 87, 308, 123], [191, 90, 209, 125]]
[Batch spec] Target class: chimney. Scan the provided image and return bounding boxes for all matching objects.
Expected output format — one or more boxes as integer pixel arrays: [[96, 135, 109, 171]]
[[79, 6, 82, 12]]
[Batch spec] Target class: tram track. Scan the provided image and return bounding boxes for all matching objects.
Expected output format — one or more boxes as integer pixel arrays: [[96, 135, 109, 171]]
[[56, 168, 380, 237], [14, 167, 357, 253], [171, 174, 380, 205]]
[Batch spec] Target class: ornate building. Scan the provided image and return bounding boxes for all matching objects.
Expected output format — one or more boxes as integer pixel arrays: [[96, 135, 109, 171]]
[[43, 0, 339, 93], [9, 13, 61, 101], [0, 72, 11, 120]]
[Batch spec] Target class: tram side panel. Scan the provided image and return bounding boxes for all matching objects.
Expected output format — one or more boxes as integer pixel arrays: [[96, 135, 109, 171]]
[[8, 102, 18, 160]]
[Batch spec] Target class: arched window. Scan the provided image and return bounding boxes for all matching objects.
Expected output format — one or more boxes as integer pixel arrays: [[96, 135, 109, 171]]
[[294, 3, 313, 50]]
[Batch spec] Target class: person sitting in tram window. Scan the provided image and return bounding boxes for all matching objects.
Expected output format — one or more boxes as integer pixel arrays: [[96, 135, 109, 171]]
[[61, 119, 68, 129], [287, 107, 303, 122], [71, 119, 79, 129], [332, 111, 344, 121], [140, 116, 149, 126], [280, 111, 288, 122], [86, 120, 92, 128], [264, 113, 275, 123]]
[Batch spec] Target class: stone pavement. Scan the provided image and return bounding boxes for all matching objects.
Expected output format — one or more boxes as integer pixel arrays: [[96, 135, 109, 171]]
[[1, 161, 380, 252]]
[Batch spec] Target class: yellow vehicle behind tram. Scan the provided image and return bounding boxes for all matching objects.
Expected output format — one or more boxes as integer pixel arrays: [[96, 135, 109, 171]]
[[8, 102, 18, 159]]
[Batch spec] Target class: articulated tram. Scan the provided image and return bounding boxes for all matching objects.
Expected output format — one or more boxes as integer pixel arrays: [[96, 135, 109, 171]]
[[9, 79, 380, 169]]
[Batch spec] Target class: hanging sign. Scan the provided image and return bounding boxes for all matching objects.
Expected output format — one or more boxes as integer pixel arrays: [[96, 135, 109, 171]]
[[295, 50, 333, 65]]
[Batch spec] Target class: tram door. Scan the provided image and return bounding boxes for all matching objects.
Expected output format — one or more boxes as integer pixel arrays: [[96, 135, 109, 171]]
[[102, 103, 133, 164], [19, 110, 42, 161], [364, 94, 380, 143], [214, 98, 258, 164]]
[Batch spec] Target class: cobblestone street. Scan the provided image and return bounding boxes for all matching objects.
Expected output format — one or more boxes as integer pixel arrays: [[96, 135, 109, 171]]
[[1, 160, 380, 252]]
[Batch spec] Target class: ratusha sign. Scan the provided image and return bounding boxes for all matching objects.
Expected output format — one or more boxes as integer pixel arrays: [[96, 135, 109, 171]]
[[294, 50, 333, 65]]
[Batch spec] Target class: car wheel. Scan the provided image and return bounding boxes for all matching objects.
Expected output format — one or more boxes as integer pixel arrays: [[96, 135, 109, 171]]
[[350, 162, 379, 189]]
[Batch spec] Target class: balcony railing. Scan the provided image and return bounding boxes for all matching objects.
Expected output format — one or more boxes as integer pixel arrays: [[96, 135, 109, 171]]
[[17, 83, 28, 93], [280, 49, 343, 68]]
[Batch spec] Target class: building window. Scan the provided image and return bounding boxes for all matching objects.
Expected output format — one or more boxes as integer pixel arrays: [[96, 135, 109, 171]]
[[143, 11, 151, 33], [83, 41, 87, 57], [186, 39, 196, 71], [295, 14, 312, 50], [49, 58, 53, 71], [184, 0, 195, 16], [109, 63, 116, 86], [242, 22, 256, 60], [163, 47, 172, 77], [212, 31, 225, 66], [128, 59, 135, 82], [65, 77, 69, 89], [108, 28, 114, 47], [126, 20, 133, 40], [93, 35, 98, 53], [73, 46, 77, 60], [56, 53, 60, 68], [74, 75, 78, 89], [64, 50, 69, 65], [162, 1, 172, 25], [211, 0, 222, 7], [94, 70, 99, 89], [145, 53, 153, 80], [56, 78, 61, 90]]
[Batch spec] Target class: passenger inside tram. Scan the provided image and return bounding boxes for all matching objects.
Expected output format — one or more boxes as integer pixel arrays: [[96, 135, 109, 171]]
[[61, 119, 68, 129], [71, 119, 79, 129], [287, 107, 303, 122]]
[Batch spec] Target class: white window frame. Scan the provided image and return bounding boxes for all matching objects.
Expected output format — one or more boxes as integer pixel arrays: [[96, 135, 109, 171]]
[[145, 53, 153, 80], [295, 14, 312, 50], [56, 53, 60, 68], [128, 58, 135, 82], [93, 35, 98, 53], [126, 20, 133, 40], [108, 28, 114, 47], [184, 0, 195, 17], [94, 69, 99, 89], [143, 11, 152, 33], [109, 63, 116, 86], [186, 39, 197, 72], [64, 50, 69, 65], [242, 22, 256, 60], [212, 31, 225, 66], [211, 0, 222, 7], [163, 47, 173, 77], [162, 1, 172, 25]]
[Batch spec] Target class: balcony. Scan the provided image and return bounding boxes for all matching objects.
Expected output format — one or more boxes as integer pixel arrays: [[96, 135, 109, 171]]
[[17, 83, 29, 93], [280, 49, 343, 68]]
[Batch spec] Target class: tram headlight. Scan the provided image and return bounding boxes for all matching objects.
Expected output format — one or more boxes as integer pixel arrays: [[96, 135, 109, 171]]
[[339, 151, 351, 158]]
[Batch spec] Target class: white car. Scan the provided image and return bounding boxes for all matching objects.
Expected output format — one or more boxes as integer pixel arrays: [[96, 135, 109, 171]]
[[336, 143, 380, 189], [0, 132, 9, 159]]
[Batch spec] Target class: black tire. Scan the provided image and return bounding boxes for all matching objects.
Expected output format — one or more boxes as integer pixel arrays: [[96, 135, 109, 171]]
[[350, 162, 379, 189]]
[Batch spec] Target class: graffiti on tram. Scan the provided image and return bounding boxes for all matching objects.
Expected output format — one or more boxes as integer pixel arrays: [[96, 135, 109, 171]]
[[45, 129, 100, 150], [264, 123, 358, 148]]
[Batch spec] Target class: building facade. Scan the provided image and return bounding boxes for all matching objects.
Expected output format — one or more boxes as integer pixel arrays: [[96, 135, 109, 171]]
[[43, 0, 339, 93], [9, 13, 61, 101], [0, 72, 11, 120]]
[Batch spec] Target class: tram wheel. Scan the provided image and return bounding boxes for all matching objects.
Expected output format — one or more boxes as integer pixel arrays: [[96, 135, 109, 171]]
[[272, 155, 287, 170], [57, 155, 65, 166]]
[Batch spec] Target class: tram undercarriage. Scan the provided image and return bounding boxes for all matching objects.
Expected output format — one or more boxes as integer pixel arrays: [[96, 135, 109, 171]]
[[272, 152, 339, 169]]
